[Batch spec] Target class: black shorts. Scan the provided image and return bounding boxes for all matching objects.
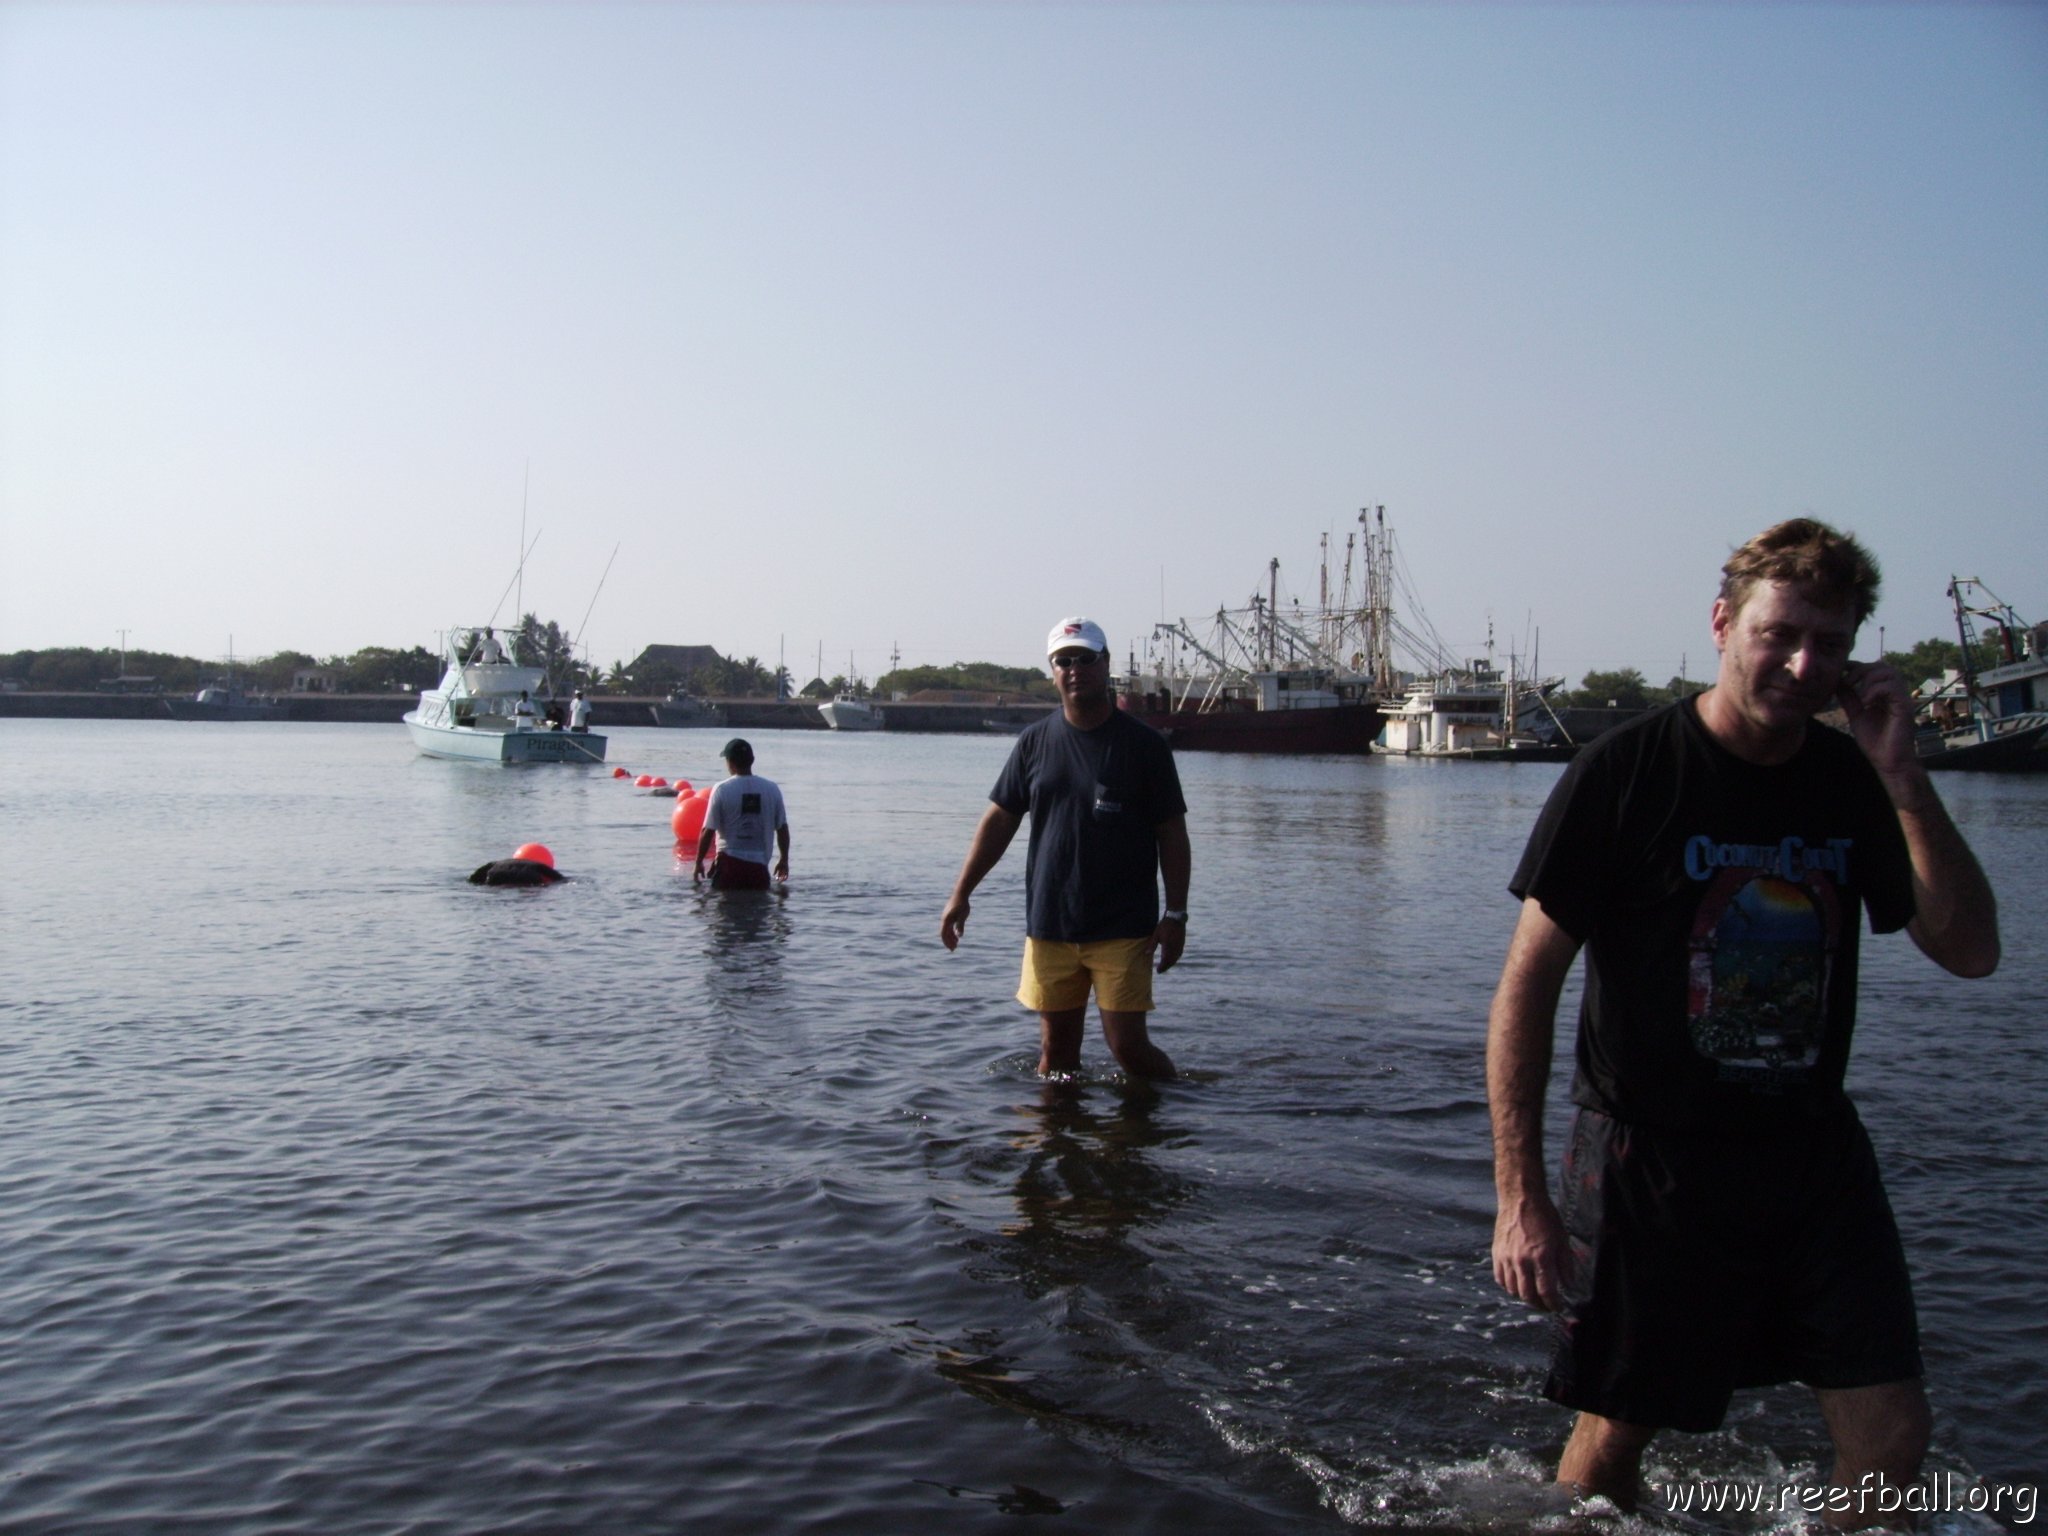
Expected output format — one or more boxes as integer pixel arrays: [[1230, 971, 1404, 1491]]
[[709, 852, 772, 891], [1545, 1103, 1921, 1433]]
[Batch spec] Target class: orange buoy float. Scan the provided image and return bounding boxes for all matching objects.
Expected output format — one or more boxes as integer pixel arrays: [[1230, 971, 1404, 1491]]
[[672, 788, 710, 847], [511, 842, 555, 869], [635, 774, 653, 787], [612, 766, 629, 778]]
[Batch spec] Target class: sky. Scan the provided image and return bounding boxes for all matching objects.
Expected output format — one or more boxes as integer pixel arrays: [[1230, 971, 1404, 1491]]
[[2, 2, 2043, 687]]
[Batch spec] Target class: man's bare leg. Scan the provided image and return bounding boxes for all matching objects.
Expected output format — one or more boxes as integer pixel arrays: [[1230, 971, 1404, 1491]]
[[1557, 1411, 1656, 1510], [1038, 1008, 1087, 1075], [1816, 1379, 1932, 1531], [1100, 1009, 1175, 1080]]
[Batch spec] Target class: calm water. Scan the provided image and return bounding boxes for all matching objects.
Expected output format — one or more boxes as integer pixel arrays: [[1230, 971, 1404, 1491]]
[[2, 719, 2041, 1534]]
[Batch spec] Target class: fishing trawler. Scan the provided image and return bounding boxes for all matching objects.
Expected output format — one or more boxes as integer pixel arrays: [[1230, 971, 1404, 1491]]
[[1915, 577, 2048, 772], [1118, 517, 1395, 755]]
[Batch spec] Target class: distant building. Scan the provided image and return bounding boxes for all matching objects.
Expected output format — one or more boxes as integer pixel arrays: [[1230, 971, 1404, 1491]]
[[293, 666, 339, 693], [906, 688, 1010, 705], [628, 644, 727, 680], [96, 675, 161, 695]]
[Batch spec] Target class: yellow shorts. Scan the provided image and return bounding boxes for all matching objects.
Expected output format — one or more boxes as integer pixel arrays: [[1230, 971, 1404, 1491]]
[[1017, 936, 1155, 1014]]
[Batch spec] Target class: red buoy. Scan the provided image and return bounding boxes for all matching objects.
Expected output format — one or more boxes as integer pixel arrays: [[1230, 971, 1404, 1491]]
[[673, 790, 710, 847], [635, 774, 653, 787], [612, 767, 629, 779], [512, 842, 555, 869]]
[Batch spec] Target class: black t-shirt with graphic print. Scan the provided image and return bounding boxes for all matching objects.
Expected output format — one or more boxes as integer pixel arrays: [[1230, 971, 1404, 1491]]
[[1510, 696, 1913, 1131]]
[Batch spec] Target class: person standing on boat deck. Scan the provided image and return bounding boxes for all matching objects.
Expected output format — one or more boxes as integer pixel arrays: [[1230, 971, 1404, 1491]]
[[940, 618, 1190, 1080], [569, 690, 591, 733], [694, 738, 789, 892], [1486, 519, 2000, 1527], [512, 690, 537, 730], [474, 628, 506, 665]]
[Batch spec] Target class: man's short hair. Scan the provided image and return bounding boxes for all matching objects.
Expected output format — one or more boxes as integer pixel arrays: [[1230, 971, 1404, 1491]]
[[1719, 518, 1882, 627]]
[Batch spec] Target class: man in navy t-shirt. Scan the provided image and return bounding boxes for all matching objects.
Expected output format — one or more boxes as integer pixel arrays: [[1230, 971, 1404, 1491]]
[[941, 618, 1190, 1079]]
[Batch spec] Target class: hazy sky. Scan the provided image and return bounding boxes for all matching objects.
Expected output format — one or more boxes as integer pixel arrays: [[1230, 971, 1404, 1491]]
[[3, 2, 2042, 686]]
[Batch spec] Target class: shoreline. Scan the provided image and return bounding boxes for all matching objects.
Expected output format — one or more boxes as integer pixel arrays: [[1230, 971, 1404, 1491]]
[[0, 691, 1057, 734]]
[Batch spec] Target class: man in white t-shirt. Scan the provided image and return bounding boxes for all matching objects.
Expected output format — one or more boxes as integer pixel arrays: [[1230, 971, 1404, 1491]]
[[569, 691, 591, 732], [693, 738, 789, 891]]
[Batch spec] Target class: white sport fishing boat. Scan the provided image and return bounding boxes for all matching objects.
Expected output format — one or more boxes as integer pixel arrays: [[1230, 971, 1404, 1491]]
[[404, 628, 607, 764]]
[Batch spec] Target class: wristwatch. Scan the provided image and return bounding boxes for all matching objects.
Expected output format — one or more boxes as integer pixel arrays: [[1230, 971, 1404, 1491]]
[[1161, 909, 1187, 924]]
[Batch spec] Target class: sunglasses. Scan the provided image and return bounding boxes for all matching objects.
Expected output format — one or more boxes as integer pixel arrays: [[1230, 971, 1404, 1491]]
[[1050, 652, 1100, 670]]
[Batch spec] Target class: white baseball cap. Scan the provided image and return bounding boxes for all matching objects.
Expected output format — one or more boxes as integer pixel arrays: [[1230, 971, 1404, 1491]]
[[1046, 617, 1108, 658]]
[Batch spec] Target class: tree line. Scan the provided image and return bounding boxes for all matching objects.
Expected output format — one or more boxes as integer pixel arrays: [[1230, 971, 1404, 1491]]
[[6, 613, 603, 695], [1558, 634, 1992, 712], [5, 625, 1988, 703]]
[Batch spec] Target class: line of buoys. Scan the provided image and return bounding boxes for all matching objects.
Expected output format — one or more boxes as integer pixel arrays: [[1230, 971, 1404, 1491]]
[[621, 771, 692, 795], [481, 757, 718, 893]]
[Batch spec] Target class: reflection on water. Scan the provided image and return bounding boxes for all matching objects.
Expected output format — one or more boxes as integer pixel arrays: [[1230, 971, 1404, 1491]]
[[695, 885, 793, 995], [1002, 1081, 1195, 1265]]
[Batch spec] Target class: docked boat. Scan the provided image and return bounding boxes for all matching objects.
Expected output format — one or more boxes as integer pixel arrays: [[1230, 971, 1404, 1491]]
[[1915, 577, 2048, 773], [1377, 656, 1574, 760], [650, 690, 727, 729], [164, 680, 287, 722], [1121, 668, 1382, 754], [404, 628, 607, 764], [819, 694, 884, 731], [1123, 533, 1389, 755], [1917, 713, 2048, 772], [165, 641, 287, 720]]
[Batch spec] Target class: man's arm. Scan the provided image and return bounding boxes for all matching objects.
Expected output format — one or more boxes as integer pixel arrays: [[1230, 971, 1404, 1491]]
[[1151, 814, 1190, 973], [1837, 661, 2000, 977], [940, 802, 1023, 950], [1488, 897, 1582, 1312], [693, 786, 720, 881], [774, 821, 790, 881]]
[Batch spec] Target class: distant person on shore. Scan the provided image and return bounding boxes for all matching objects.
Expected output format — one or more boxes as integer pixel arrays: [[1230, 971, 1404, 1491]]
[[1486, 519, 1999, 1526], [569, 690, 591, 732], [940, 617, 1190, 1080], [473, 628, 506, 665], [694, 738, 789, 891]]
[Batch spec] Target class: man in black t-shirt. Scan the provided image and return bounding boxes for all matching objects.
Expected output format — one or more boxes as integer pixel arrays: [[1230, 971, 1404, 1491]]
[[1487, 520, 1999, 1527], [940, 618, 1190, 1080]]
